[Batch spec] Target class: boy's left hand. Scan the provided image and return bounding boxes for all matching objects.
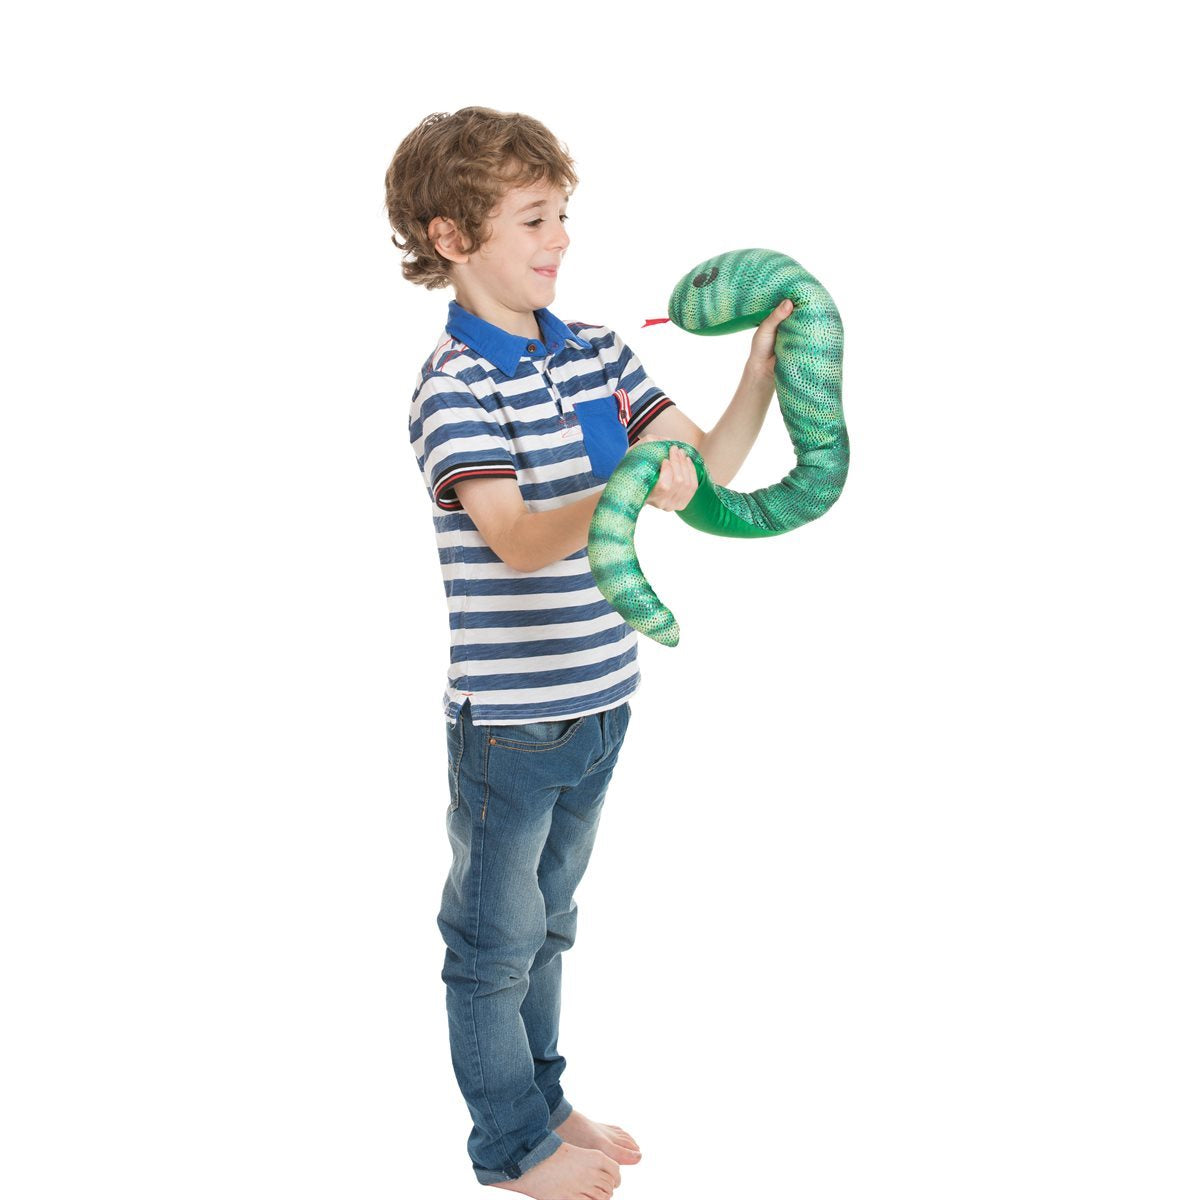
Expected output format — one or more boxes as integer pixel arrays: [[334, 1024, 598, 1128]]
[[645, 444, 699, 512], [744, 298, 793, 383]]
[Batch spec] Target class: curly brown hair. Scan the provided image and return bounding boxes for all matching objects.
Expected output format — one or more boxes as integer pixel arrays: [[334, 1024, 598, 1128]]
[[384, 106, 579, 291]]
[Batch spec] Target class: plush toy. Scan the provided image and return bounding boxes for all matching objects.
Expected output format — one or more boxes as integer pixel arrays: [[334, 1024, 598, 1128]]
[[587, 248, 848, 646]]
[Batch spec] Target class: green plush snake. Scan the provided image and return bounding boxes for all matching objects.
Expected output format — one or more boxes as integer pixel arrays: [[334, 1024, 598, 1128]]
[[587, 248, 847, 647]]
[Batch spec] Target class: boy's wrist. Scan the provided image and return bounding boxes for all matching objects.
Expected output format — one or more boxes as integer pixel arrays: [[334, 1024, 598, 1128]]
[[741, 361, 776, 389]]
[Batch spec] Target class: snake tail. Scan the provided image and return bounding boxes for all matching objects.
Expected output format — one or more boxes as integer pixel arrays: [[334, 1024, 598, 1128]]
[[587, 441, 689, 647]]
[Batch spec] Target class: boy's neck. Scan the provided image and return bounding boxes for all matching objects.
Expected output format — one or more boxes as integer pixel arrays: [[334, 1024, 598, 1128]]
[[452, 289, 541, 342]]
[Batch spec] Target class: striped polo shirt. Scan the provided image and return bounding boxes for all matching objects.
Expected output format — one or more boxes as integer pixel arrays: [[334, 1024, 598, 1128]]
[[410, 298, 675, 726]]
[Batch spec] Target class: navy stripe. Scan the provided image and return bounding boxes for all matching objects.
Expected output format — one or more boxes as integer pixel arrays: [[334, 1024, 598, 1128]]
[[439, 545, 503, 565], [466, 646, 638, 691], [450, 623, 631, 662], [422, 417, 516, 457], [496, 439, 594, 471], [439, 544, 587, 566], [434, 511, 492, 533]]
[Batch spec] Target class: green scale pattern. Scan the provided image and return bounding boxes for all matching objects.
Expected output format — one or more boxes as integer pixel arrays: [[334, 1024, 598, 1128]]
[[587, 248, 848, 646]]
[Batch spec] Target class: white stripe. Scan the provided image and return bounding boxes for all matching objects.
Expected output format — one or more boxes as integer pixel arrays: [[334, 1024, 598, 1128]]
[[543, 354, 609, 388], [455, 611, 627, 644], [418, 405, 508, 446], [450, 588, 604, 613], [441, 556, 594, 581], [435, 528, 491, 547]]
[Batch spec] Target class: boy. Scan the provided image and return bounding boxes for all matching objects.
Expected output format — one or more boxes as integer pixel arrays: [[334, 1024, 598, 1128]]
[[386, 107, 790, 1198]]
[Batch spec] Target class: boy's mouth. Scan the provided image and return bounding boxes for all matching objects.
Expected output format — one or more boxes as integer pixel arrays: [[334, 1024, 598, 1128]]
[[533, 267, 558, 278]]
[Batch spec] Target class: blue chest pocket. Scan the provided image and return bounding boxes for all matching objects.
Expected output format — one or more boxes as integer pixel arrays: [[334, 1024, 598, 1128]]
[[574, 396, 629, 481]]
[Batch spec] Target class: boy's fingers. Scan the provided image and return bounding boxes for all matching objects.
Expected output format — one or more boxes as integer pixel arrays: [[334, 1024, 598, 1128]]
[[650, 447, 699, 508]]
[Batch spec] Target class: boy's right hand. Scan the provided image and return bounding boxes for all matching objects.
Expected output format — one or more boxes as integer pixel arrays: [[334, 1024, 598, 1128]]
[[645, 444, 699, 513]]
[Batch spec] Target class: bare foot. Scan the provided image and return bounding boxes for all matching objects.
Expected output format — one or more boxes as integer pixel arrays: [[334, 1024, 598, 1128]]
[[554, 1109, 642, 1165], [489, 1140, 621, 1199]]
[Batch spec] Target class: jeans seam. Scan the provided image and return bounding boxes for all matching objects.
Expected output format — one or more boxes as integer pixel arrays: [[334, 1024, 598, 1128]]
[[465, 774, 524, 1175], [450, 719, 466, 811], [481, 734, 491, 822]]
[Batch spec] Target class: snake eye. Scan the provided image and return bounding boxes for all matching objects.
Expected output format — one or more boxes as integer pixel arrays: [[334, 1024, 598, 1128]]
[[691, 266, 719, 288]]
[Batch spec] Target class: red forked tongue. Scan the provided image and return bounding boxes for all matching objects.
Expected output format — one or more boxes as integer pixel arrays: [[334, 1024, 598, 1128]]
[[641, 316, 671, 328]]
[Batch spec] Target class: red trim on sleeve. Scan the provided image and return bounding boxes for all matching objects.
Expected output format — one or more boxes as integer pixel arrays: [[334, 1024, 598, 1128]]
[[433, 463, 519, 511], [626, 394, 674, 443]]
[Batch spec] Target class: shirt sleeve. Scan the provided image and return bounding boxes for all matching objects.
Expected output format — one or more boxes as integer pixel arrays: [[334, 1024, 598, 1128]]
[[410, 372, 518, 512], [607, 328, 676, 444]]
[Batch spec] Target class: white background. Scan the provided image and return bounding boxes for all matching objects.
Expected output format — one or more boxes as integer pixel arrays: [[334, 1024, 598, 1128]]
[[3, 2, 1197, 1197]]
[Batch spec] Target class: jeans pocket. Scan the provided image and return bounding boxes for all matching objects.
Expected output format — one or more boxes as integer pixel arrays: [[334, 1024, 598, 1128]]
[[584, 702, 632, 776], [488, 715, 584, 751]]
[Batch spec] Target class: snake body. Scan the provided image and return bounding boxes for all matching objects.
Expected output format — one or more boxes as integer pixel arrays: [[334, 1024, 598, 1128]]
[[587, 248, 847, 646]]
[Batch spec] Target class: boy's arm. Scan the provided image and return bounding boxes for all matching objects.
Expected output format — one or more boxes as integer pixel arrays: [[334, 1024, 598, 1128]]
[[458, 449, 700, 573], [456, 477, 601, 573], [636, 367, 775, 488], [634, 298, 792, 487]]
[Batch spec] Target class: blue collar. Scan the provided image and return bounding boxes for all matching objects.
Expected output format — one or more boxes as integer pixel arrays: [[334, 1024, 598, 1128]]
[[446, 299, 590, 378]]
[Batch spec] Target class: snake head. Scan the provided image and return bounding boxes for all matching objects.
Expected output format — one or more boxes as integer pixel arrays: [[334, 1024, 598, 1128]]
[[670, 248, 807, 336]]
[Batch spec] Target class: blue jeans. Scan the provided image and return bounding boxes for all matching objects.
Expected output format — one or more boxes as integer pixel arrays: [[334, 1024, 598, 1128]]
[[438, 698, 633, 1185]]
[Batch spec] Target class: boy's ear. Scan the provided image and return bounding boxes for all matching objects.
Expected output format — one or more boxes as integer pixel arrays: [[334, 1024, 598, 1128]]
[[428, 216, 468, 263]]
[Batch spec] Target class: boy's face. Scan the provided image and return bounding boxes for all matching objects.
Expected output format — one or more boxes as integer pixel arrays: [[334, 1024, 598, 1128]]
[[437, 177, 571, 327]]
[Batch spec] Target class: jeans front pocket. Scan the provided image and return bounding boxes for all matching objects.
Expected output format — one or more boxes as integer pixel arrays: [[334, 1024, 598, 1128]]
[[488, 715, 585, 752], [584, 702, 632, 776], [573, 396, 629, 481]]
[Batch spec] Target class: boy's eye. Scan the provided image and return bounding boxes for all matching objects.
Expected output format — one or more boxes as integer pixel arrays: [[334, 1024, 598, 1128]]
[[525, 216, 569, 227]]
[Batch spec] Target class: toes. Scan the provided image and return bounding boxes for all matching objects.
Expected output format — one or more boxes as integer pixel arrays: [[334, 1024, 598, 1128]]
[[598, 1159, 622, 1185], [604, 1124, 638, 1147]]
